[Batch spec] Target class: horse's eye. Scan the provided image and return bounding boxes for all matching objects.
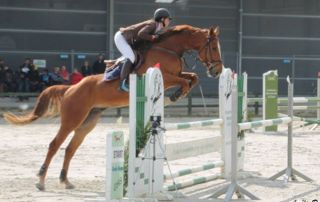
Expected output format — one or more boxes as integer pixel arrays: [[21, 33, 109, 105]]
[[212, 47, 217, 51]]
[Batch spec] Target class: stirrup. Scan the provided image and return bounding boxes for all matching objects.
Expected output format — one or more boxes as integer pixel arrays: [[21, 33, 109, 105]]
[[119, 80, 129, 92]]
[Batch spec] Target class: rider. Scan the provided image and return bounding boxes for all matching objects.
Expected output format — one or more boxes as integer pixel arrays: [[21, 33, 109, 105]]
[[114, 8, 172, 92]]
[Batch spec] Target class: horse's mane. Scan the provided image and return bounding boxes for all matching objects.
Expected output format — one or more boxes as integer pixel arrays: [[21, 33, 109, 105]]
[[133, 25, 203, 52], [158, 25, 203, 41]]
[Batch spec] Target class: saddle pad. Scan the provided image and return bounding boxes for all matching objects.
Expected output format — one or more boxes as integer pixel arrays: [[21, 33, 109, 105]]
[[103, 63, 122, 81]]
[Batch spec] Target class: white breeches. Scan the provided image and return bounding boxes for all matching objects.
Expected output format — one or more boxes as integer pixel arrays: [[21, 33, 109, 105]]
[[114, 31, 135, 63]]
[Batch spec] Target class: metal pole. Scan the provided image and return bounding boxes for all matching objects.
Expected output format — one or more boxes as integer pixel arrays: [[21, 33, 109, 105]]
[[317, 74, 320, 119], [71, 49, 75, 72], [187, 95, 192, 116], [237, 0, 243, 74], [108, 0, 115, 59], [287, 83, 293, 171], [291, 56, 295, 85]]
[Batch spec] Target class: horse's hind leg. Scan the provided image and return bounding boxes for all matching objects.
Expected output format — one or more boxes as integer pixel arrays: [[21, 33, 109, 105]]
[[36, 104, 91, 191], [59, 108, 104, 189], [36, 126, 74, 191]]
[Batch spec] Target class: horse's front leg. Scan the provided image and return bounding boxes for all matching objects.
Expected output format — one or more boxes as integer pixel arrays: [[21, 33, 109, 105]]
[[162, 73, 196, 105]]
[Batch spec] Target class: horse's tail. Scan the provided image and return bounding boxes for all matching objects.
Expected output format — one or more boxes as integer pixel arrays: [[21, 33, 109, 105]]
[[3, 85, 70, 125]]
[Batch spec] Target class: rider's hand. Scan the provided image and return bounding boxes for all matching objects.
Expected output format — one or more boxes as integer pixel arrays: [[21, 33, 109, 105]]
[[151, 35, 159, 41]]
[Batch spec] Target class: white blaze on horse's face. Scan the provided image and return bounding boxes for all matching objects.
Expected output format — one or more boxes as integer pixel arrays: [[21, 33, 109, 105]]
[[217, 39, 222, 59], [205, 26, 223, 78]]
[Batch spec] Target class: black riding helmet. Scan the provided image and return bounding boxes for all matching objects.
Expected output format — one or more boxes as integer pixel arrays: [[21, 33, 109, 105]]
[[154, 8, 172, 22]]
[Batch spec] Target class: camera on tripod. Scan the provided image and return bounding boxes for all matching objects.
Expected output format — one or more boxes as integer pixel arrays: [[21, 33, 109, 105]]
[[150, 115, 162, 135]]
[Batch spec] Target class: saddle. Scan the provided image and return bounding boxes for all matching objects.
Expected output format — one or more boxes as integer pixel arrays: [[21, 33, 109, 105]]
[[103, 41, 153, 81], [103, 52, 144, 81]]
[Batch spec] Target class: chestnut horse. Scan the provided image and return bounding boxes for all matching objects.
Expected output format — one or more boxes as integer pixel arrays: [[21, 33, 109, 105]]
[[3, 25, 224, 190]]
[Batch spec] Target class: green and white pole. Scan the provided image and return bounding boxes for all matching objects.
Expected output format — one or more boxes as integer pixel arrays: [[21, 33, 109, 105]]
[[164, 173, 220, 191], [163, 161, 224, 180], [165, 119, 223, 130]]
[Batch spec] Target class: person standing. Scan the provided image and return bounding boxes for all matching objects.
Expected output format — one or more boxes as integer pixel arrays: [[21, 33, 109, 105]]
[[29, 64, 41, 92], [81, 60, 92, 77], [18, 58, 32, 93], [59, 65, 70, 84], [3, 65, 16, 92], [0, 59, 5, 92], [92, 54, 105, 74]]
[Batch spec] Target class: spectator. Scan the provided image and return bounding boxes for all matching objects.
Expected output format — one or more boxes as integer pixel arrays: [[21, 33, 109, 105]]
[[0, 59, 4, 69], [18, 58, 32, 93], [49, 67, 64, 85], [81, 60, 92, 77], [3, 65, 17, 92], [39, 68, 51, 90], [29, 65, 41, 92], [70, 68, 83, 85], [59, 65, 70, 84], [92, 54, 106, 74]]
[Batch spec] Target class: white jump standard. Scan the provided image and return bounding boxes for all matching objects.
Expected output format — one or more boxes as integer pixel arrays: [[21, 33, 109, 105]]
[[269, 81, 313, 182]]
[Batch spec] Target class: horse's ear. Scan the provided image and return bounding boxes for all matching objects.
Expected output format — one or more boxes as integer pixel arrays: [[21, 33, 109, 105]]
[[214, 26, 220, 36], [210, 26, 220, 36]]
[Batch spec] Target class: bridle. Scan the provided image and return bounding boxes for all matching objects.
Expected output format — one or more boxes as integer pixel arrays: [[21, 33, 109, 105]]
[[197, 35, 223, 73]]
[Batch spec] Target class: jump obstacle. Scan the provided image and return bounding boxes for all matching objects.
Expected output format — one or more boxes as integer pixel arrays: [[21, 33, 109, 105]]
[[242, 70, 320, 131], [94, 67, 313, 202]]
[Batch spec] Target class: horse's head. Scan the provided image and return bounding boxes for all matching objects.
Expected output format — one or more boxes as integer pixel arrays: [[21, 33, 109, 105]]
[[198, 26, 224, 78]]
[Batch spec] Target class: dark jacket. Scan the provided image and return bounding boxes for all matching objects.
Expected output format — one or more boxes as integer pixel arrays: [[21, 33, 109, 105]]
[[81, 65, 92, 77], [92, 60, 105, 74], [18, 63, 32, 81], [120, 19, 157, 46], [0, 67, 4, 83]]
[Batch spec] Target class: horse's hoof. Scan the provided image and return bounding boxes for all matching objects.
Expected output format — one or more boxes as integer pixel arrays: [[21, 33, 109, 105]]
[[65, 183, 75, 189], [61, 179, 75, 189], [164, 97, 173, 106], [35, 183, 45, 191]]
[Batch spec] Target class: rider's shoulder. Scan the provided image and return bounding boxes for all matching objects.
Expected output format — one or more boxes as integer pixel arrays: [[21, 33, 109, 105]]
[[140, 19, 157, 26]]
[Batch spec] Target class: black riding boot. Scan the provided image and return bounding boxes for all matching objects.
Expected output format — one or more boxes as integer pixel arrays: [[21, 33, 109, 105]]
[[119, 58, 133, 92]]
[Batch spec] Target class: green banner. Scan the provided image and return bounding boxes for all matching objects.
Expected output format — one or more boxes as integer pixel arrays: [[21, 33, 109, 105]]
[[263, 70, 278, 131], [237, 74, 244, 123]]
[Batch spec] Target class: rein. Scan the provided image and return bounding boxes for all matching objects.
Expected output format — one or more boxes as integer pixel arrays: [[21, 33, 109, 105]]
[[151, 46, 197, 70], [151, 46, 181, 58]]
